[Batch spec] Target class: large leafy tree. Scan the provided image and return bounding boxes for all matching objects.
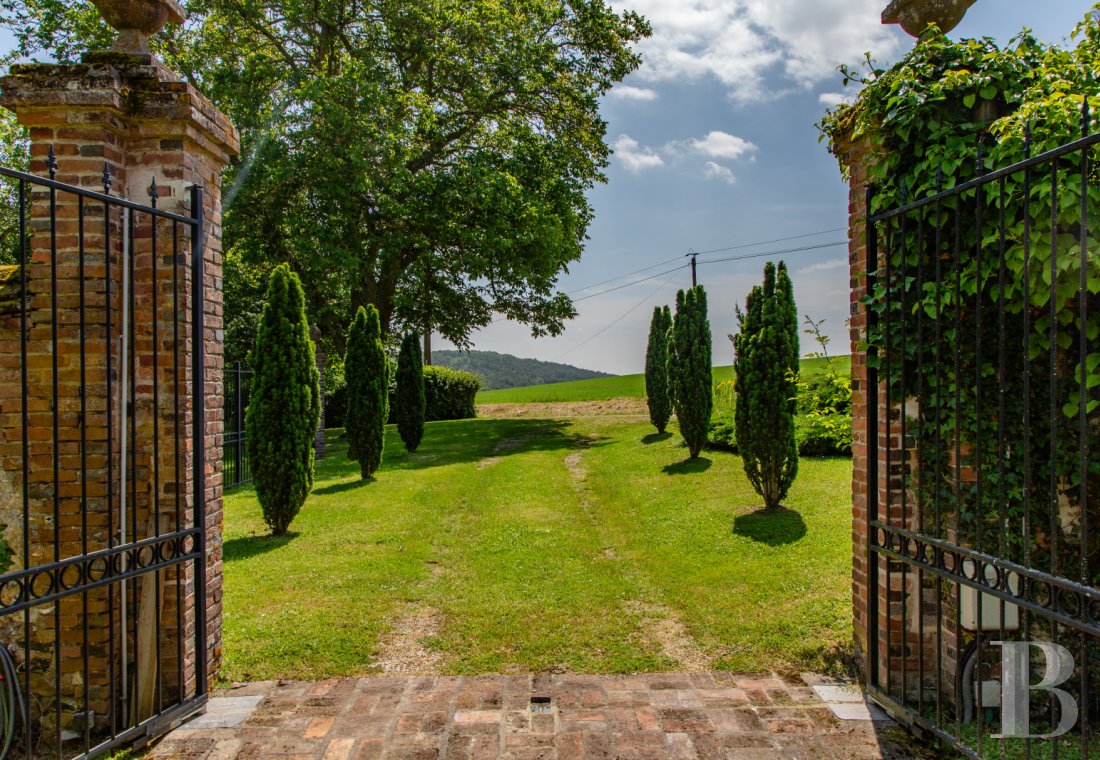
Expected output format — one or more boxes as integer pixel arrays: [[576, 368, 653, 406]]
[[667, 286, 711, 459], [246, 263, 320, 535], [3, 0, 651, 349], [734, 262, 799, 510]]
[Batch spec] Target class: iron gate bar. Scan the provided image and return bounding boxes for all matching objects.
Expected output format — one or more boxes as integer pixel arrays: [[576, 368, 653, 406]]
[[0, 155, 209, 759], [0, 167, 200, 224], [0, 530, 202, 617], [868, 129, 1100, 223], [191, 182, 208, 698], [870, 522, 1100, 637], [865, 99, 1099, 758]]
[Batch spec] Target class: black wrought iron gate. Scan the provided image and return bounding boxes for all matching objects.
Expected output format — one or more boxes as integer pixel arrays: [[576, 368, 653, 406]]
[[865, 116, 1100, 758], [0, 153, 208, 758]]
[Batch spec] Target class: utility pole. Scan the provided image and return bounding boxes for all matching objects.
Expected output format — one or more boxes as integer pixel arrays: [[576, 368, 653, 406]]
[[687, 249, 698, 288]]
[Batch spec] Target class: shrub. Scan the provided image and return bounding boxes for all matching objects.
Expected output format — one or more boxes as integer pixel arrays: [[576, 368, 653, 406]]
[[345, 305, 387, 479], [395, 332, 426, 452], [734, 261, 799, 509], [667, 286, 712, 459], [645, 305, 673, 434], [424, 366, 480, 421], [795, 371, 852, 455], [246, 263, 320, 535]]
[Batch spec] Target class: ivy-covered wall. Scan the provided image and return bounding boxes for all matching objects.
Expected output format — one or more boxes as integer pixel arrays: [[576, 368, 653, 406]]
[[825, 9, 1100, 699]]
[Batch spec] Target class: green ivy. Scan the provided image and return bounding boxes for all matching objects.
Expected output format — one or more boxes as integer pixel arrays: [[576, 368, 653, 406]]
[[819, 12, 1100, 580]]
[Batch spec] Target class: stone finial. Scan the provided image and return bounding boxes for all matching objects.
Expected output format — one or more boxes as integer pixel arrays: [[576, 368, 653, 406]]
[[882, 0, 977, 37], [89, 0, 186, 53]]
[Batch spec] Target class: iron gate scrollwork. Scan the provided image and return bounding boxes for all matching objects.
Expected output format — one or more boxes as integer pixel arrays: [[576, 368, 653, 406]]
[[865, 107, 1100, 758], [0, 152, 208, 759]]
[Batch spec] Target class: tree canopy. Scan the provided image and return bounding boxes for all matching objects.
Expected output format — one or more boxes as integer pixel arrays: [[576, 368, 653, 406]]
[[2, 0, 651, 349]]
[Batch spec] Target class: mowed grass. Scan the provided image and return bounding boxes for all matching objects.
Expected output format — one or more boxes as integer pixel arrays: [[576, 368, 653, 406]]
[[221, 414, 854, 682], [476, 355, 850, 404]]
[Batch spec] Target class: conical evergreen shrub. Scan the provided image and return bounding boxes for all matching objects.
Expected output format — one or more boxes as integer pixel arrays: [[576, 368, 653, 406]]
[[667, 286, 712, 459], [734, 261, 799, 509], [395, 332, 426, 452], [645, 305, 673, 434], [246, 263, 320, 535], [345, 305, 388, 479]]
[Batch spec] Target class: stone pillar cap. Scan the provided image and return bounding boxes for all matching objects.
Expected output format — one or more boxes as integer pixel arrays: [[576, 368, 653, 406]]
[[882, 0, 977, 37]]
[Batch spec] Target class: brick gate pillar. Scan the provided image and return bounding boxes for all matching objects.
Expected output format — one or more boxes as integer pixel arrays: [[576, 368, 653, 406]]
[[835, 132, 884, 684], [0, 50, 239, 699]]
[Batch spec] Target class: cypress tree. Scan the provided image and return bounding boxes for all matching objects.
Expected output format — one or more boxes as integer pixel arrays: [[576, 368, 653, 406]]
[[345, 305, 388, 479], [667, 286, 712, 459], [734, 261, 800, 509], [395, 332, 426, 452], [645, 305, 673, 434], [246, 263, 320, 535]]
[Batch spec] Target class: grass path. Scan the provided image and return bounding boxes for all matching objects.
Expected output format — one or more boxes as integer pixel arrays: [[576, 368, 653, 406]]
[[221, 416, 853, 683]]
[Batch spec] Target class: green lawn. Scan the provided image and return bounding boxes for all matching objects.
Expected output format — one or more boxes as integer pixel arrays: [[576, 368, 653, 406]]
[[475, 355, 850, 403], [221, 415, 854, 682]]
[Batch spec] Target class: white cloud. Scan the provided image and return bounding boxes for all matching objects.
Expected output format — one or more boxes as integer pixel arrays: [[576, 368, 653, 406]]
[[819, 92, 855, 108], [688, 131, 757, 161], [611, 134, 665, 172], [798, 257, 848, 274], [613, 0, 903, 103], [609, 85, 659, 102], [703, 162, 737, 185]]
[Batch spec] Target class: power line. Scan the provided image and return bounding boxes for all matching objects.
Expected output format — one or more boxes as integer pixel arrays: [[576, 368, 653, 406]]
[[697, 240, 847, 265], [553, 267, 683, 363], [567, 254, 685, 295], [571, 263, 687, 303], [692, 227, 847, 257], [566, 226, 846, 296]]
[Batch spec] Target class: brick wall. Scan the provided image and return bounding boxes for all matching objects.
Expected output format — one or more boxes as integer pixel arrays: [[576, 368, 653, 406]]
[[0, 51, 237, 737]]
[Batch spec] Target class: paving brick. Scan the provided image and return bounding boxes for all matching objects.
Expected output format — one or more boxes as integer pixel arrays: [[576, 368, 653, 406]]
[[322, 738, 356, 760], [145, 674, 928, 760]]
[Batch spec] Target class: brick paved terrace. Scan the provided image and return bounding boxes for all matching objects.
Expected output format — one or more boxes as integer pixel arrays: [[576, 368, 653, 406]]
[[147, 673, 938, 760]]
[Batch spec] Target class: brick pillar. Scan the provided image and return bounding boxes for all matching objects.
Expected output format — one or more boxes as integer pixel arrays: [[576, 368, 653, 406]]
[[837, 132, 876, 682], [0, 50, 238, 725], [840, 134, 956, 706]]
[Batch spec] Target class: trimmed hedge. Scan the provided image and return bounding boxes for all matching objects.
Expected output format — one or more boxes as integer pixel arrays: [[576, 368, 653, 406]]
[[424, 366, 480, 421]]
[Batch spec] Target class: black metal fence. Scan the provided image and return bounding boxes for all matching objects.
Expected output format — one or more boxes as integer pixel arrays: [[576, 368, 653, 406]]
[[866, 111, 1100, 757], [223, 362, 253, 488], [0, 152, 208, 758]]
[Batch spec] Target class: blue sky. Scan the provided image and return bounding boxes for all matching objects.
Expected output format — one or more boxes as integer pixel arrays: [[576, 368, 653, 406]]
[[439, 0, 1097, 374], [0, 2, 1093, 374]]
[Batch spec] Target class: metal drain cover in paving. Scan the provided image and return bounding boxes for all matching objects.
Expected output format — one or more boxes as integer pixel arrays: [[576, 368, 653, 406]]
[[529, 696, 552, 713]]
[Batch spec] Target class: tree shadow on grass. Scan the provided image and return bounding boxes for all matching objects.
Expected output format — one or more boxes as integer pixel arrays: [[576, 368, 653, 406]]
[[382, 417, 609, 472], [312, 476, 374, 496], [662, 457, 712, 475], [224, 531, 299, 562], [732, 507, 806, 546], [641, 432, 672, 445]]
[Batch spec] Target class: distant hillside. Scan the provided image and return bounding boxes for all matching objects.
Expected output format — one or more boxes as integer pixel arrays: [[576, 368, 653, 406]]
[[476, 356, 851, 404], [432, 350, 612, 391]]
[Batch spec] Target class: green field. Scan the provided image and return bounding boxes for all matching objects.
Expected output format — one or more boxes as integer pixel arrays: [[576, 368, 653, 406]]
[[475, 355, 850, 404], [221, 415, 854, 682]]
